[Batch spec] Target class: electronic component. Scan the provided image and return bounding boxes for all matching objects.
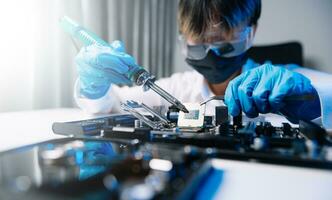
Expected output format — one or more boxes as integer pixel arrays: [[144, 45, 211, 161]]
[[232, 113, 243, 129], [22, 102, 332, 199], [177, 103, 205, 128], [200, 95, 225, 105], [120, 100, 174, 129], [52, 114, 137, 136], [52, 102, 332, 170], [215, 106, 229, 125]]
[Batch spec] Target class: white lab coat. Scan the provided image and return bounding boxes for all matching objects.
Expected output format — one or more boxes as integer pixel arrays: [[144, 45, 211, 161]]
[[75, 59, 332, 130]]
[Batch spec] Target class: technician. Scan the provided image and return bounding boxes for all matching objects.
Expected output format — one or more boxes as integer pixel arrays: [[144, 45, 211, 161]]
[[74, 0, 332, 129]]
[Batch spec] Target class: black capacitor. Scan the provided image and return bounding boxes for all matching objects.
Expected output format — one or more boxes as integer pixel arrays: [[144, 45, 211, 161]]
[[232, 113, 243, 128], [204, 116, 213, 126], [262, 122, 274, 137], [238, 122, 256, 137], [282, 123, 292, 136], [166, 105, 179, 123], [215, 106, 229, 135], [299, 120, 327, 145], [215, 106, 229, 125]]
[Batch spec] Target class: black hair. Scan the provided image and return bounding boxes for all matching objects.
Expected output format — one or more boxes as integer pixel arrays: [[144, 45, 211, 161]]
[[178, 0, 261, 40]]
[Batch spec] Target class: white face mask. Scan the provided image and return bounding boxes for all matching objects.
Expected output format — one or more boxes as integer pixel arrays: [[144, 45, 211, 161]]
[[180, 26, 255, 60]]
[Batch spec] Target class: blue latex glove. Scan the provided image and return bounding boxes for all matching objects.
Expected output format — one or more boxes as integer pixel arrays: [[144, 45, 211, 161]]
[[75, 40, 137, 99], [225, 64, 321, 123]]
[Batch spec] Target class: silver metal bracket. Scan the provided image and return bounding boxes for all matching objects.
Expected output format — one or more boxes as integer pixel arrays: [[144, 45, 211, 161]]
[[120, 100, 174, 130]]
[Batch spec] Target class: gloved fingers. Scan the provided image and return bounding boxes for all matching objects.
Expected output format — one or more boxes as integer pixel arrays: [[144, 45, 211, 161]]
[[269, 71, 313, 113], [77, 64, 111, 99], [94, 48, 137, 73], [76, 45, 108, 66], [283, 72, 313, 95], [116, 53, 137, 68], [268, 74, 292, 112], [251, 73, 272, 114], [109, 40, 137, 67], [107, 73, 133, 85], [110, 40, 126, 53], [77, 59, 130, 85], [77, 43, 137, 75], [99, 52, 137, 74], [237, 71, 259, 118], [98, 65, 131, 85], [225, 75, 243, 116], [96, 53, 131, 74], [81, 47, 132, 75], [76, 59, 106, 80]]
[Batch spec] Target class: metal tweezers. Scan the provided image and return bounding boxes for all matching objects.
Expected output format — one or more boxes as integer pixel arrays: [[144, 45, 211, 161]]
[[200, 94, 316, 106], [200, 95, 225, 105]]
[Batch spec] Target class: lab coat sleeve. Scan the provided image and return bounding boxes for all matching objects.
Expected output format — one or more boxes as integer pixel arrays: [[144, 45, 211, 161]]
[[74, 70, 204, 114], [285, 64, 332, 130]]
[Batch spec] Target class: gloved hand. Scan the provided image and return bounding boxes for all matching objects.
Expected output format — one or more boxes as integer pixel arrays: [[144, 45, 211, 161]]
[[225, 64, 321, 123], [76, 40, 137, 99]]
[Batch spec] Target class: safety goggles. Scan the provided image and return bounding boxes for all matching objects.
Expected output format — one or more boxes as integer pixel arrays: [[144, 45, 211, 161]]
[[180, 26, 254, 60]]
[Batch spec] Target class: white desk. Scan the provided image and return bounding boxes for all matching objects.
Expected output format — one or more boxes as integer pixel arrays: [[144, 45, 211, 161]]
[[0, 108, 101, 152], [211, 159, 332, 200]]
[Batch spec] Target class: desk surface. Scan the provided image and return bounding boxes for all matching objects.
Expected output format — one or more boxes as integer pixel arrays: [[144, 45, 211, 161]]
[[211, 158, 332, 200], [0, 108, 100, 152]]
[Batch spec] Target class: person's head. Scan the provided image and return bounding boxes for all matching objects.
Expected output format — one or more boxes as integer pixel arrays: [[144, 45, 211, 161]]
[[178, 0, 261, 44], [177, 0, 262, 86]]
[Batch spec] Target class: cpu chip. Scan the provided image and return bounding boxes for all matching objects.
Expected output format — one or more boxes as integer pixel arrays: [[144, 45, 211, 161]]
[[178, 103, 205, 128]]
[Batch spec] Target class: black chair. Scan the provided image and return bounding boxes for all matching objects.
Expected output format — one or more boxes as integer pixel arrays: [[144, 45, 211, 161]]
[[247, 41, 303, 66]]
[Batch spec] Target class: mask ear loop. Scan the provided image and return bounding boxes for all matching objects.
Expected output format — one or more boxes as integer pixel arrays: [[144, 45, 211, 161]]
[[246, 26, 255, 49], [178, 35, 189, 57]]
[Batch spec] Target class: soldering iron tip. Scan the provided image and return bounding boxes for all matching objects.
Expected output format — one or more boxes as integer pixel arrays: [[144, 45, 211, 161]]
[[181, 106, 189, 113]]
